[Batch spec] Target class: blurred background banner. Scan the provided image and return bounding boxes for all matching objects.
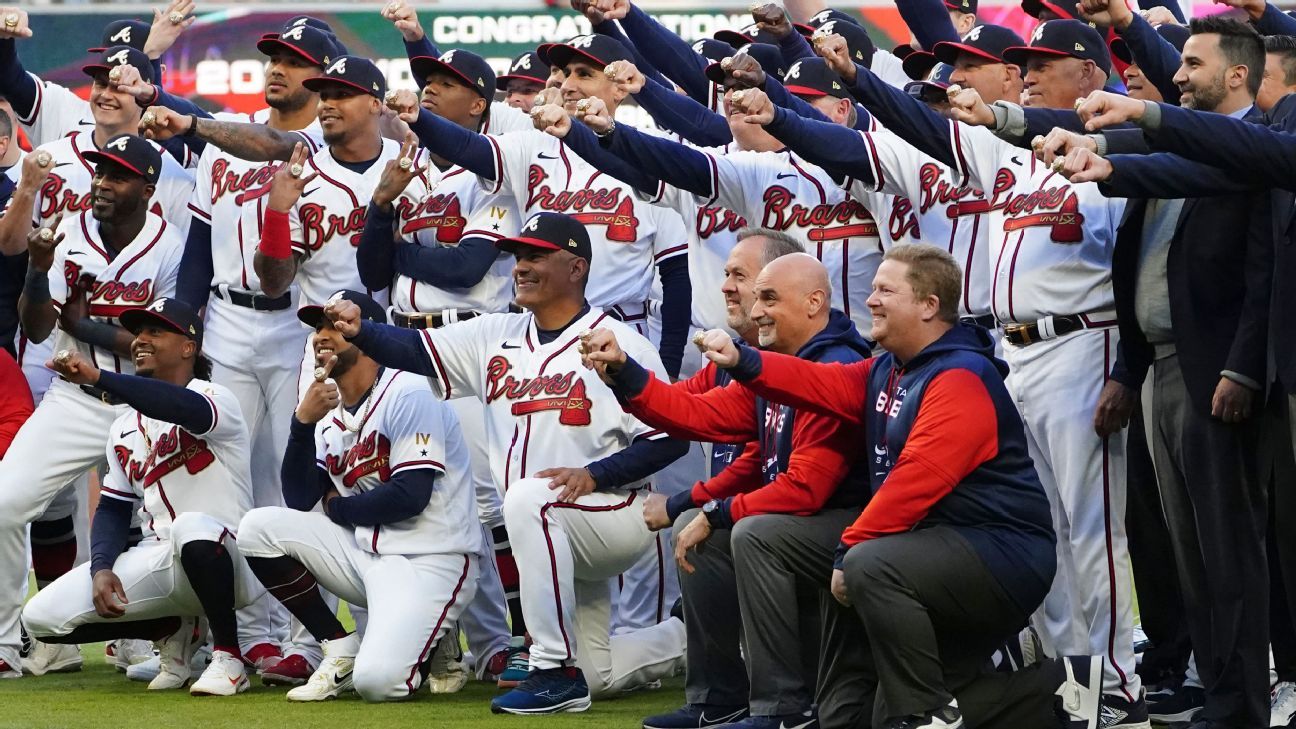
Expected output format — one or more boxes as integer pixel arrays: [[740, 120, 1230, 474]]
[[20, 4, 1046, 114]]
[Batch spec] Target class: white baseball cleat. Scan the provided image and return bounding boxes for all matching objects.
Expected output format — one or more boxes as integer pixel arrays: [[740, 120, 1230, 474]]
[[148, 617, 200, 690], [128, 645, 210, 682], [107, 639, 155, 671], [286, 633, 358, 702], [424, 628, 469, 694], [21, 639, 82, 676], [190, 650, 249, 696]]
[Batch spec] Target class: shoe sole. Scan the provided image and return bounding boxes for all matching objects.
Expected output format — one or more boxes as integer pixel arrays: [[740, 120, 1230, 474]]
[[24, 661, 83, 676], [190, 679, 250, 696], [286, 692, 341, 702], [262, 673, 309, 687], [1147, 708, 1201, 723], [491, 696, 592, 715]]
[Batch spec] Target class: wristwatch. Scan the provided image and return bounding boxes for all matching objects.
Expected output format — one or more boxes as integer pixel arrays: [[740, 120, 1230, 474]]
[[701, 498, 724, 528]]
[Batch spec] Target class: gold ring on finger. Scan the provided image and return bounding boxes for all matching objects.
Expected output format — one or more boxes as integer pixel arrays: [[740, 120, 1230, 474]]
[[38, 228, 53, 241], [398, 157, 412, 171], [604, 64, 618, 80], [169, 11, 185, 24], [575, 99, 590, 113], [732, 89, 746, 104], [109, 67, 123, 82], [55, 349, 71, 364], [386, 1, 402, 13], [290, 163, 304, 178], [141, 111, 156, 127], [314, 367, 328, 383], [4, 14, 18, 28], [34, 151, 51, 167]]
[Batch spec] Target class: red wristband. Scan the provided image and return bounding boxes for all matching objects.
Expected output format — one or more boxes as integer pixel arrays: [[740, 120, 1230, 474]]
[[259, 208, 293, 260]]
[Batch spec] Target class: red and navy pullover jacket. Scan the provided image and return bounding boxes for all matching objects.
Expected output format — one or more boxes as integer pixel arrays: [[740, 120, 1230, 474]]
[[609, 310, 874, 527], [729, 323, 1055, 611]]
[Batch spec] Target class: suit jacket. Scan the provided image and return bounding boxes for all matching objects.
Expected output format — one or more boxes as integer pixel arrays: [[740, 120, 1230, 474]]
[[1104, 106, 1274, 414]]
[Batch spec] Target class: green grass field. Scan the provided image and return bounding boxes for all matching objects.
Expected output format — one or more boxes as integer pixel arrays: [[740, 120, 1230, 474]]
[[0, 643, 682, 729]]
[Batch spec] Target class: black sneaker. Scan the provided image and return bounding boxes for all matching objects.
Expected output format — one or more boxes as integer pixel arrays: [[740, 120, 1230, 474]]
[[1099, 692, 1151, 729], [887, 700, 963, 728], [1055, 656, 1104, 729], [1146, 685, 1203, 724], [643, 704, 748, 729]]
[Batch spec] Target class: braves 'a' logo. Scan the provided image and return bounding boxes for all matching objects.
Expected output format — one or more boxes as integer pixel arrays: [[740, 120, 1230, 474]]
[[484, 356, 593, 426], [110, 26, 132, 44], [513, 54, 532, 71], [106, 49, 132, 66]]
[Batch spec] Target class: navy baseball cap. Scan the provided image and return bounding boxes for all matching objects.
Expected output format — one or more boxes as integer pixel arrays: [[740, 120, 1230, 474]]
[[807, 8, 861, 29], [693, 38, 738, 64], [1020, 0, 1079, 20], [298, 290, 387, 329], [303, 56, 386, 99], [121, 298, 204, 346], [83, 134, 163, 184], [82, 46, 154, 84], [498, 212, 592, 262], [703, 43, 787, 85], [1003, 19, 1111, 74], [812, 19, 877, 67], [945, 0, 978, 13], [545, 34, 635, 70], [412, 49, 495, 100], [934, 24, 1026, 65], [905, 63, 956, 100], [781, 58, 851, 99], [257, 25, 335, 68], [903, 49, 940, 80], [715, 23, 780, 49], [283, 16, 348, 56], [1110, 22, 1189, 64], [89, 20, 150, 53], [497, 51, 547, 89]]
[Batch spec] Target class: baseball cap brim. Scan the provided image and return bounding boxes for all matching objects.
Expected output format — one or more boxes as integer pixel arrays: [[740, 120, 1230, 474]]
[[296, 305, 331, 329], [119, 308, 198, 340], [256, 34, 328, 66], [81, 150, 152, 180], [495, 236, 565, 255], [496, 72, 547, 90], [1000, 45, 1075, 68], [545, 44, 607, 70], [301, 76, 378, 97], [783, 84, 829, 98], [714, 29, 756, 47], [933, 40, 1006, 65], [1021, 0, 1074, 18], [81, 62, 150, 83], [411, 56, 487, 98]]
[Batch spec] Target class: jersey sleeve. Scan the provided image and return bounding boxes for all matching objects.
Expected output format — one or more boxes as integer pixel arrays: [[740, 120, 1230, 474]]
[[150, 228, 185, 301], [188, 381, 248, 444], [947, 122, 1010, 193], [650, 204, 689, 264], [417, 315, 493, 400], [479, 130, 545, 200], [101, 422, 142, 503], [294, 128, 325, 153], [383, 377, 449, 478], [48, 241, 69, 308], [849, 129, 943, 199], [701, 149, 774, 218], [869, 50, 913, 90], [18, 76, 91, 149], [157, 156, 196, 239], [188, 147, 215, 225], [487, 102, 532, 134]]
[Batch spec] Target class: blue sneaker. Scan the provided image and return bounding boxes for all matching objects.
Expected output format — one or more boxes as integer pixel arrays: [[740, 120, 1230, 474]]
[[490, 667, 591, 715], [717, 710, 817, 729], [644, 703, 749, 728]]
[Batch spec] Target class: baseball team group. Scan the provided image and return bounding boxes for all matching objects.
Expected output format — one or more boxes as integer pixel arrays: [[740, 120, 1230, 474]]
[[0, 0, 1291, 726]]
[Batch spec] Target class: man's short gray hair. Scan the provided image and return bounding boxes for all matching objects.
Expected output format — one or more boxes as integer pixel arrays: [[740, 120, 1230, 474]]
[[736, 227, 805, 266]]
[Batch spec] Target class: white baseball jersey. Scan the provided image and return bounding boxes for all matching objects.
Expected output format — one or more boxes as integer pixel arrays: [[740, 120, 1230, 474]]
[[946, 122, 1126, 324], [99, 378, 253, 539], [47, 210, 184, 376], [664, 147, 882, 333], [4, 131, 195, 239], [286, 139, 400, 309], [415, 307, 669, 491], [846, 128, 993, 318], [15, 73, 93, 150], [313, 368, 479, 556], [390, 147, 519, 314], [487, 102, 533, 135], [480, 131, 689, 316]]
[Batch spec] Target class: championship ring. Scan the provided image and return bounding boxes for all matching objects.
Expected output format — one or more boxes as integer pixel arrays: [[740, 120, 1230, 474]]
[[3, 13, 18, 28], [34, 151, 51, 167], [290, 163, 304, 178], [38, 228, 53, 242]]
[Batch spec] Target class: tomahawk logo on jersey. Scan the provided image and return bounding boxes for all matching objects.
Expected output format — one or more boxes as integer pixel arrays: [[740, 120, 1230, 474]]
[[315, 368, 480, 556], [101, 378, 253, 539]]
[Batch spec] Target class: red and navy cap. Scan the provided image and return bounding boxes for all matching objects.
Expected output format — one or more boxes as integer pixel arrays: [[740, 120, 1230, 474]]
[[545, 34, 635, 70], [715, 23, 780, 49], [412, 49, 496, 100], [933, 24, 1025, 66], [257, 24, 335, 68], [1110, 22, 1189, 64], [781, 58, 851, 99], [905, 63, 956, 100], [806, 8, 861, 29], [693, 38, 738, 64], [298, 290, 387, 329], [1003, 19, 1111, 74], [303, 56, 386, 99], [1020, 0, 1079, 20], [89, 20, 150, 53], [121, 298, 204, 346], [82, 46, 154, 85], [82, 134, 162, 184], [812, 19, 877, 67], [497, 51, 547, 89], [497, 212, 592, 262], [703, 43, 787, 85], [945, 0, 978, 13]]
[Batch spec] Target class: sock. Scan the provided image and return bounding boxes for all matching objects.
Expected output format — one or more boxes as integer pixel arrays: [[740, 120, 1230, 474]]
[[51, 616, 182, 645], [30, 517, 77, 590], [179, 540, 241, 659], [245, 555, 347, 641], [492, 525, 526, 637]]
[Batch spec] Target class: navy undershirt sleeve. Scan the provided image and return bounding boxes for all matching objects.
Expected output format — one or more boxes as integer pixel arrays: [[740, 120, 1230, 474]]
[[0, 40, 39, 120], [897, 0, 961, 49], [560, 121, 662, 195], [621, 4, 713, 105], [766, 105, 873, 183], [393, 233, 502, 290], [282, 416, 332, 511], [325, 469, 437, 527], [592, 19, 672, 89], [90, 496, 134, 575], [602, 124, 716, 198], [95, 371, 215, 434], [632, 76, 733, 147], [657, 255, 690, 379], [405, 36, 439, 63], [357, 203, 398, 292], [350, 321, 437, 376], [176, 218, 214, 309], [586, 435, 689, 490], [408, 108, 498, 181]]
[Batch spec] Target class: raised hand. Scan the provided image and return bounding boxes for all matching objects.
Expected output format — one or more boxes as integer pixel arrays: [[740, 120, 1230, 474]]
[[296, 352, 340, 424], [812, 32, 857, 83], [324, 298, 363, 337], [573, 96, 614, 134], [730, 87, 775, 125], [698, 329, 740, 368], [721, 51, 767, 90], [578, 327, 626, 383], [372, 133, 424, 208], [384, 89, 421, 124], [1209, 0, 1265, 21], [268, 142, 317, 213], [138, 105, 193, 141], [1139, 6, 1180, 25], [751, 2, 794, 39], [26, 212, 64, 272], [144, 0, 197, 59], [0, 7, 33, 39], [379, 0, 426, 42], [530, 103, 572, 138], [570, 0, 607, 24], [109, 63, 157, 104], [1075, 0, 1133, 30], [47, 349, 101, 386], [1031, 127, 1097, 166], [589, 0, 630, 21], [604, 60, 647, 95], [945, 84, 996, 127], [17, 148, 57, 195], [1057, 147, 1115, 183], [1075, 90, 1147, 131]]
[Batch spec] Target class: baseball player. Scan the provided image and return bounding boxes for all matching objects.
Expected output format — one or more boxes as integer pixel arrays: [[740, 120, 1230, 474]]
[[358, 48, 520, 687], [837, 20, 1146, 726], [498, 51, 547, 112], [326, 212, 689, 713], [385, 34, 693, 380], [237, 290, 481, 703], [21, 298, 263, 697], [0, 135, 185, 676]]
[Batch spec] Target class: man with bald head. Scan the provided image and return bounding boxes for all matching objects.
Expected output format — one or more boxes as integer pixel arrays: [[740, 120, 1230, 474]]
[[580, 252, 873, 729]]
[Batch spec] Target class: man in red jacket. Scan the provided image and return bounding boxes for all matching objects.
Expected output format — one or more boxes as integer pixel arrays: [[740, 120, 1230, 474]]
[[0, 347, 32, 458], [582, 253, 873, 729]]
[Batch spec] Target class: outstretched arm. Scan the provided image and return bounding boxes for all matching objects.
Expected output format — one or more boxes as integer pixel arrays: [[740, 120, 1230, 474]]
[[896, 0, 961, 50], [764, 105, 876, 181], [726, 344, 874, 426], [632, 76, 733, 147], [1142, 103, 1296, 189], [609, 355, 761, 442], [408, 108, 499, 181], [602, 123, 717, 198], [1101, 153, 1262, 198], [620, 3, 714, 105], [349, 320, 441, 377]]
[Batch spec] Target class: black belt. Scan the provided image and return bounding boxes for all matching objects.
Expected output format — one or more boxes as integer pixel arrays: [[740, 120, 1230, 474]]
[[80, 384, 124, 405], [393, 310, 481, 329], [1002, 314, 1088, 347], [211, 286, 291, 312], [960, 313, 997, 330]]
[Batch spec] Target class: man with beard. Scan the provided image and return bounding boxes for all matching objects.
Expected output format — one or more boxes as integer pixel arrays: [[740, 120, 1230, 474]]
[[0, 135, 184, 677]]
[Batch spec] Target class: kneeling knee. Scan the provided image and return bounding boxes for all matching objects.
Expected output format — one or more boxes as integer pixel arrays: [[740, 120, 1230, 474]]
[[236, 507, 287, 555], [353, 665, 414, 703], [502, 478, 554, 522], [21, 593, 62, 640]]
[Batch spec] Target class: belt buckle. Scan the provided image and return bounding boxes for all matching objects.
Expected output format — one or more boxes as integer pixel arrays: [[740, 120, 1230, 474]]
[[1004, 324, 1033, 345]]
